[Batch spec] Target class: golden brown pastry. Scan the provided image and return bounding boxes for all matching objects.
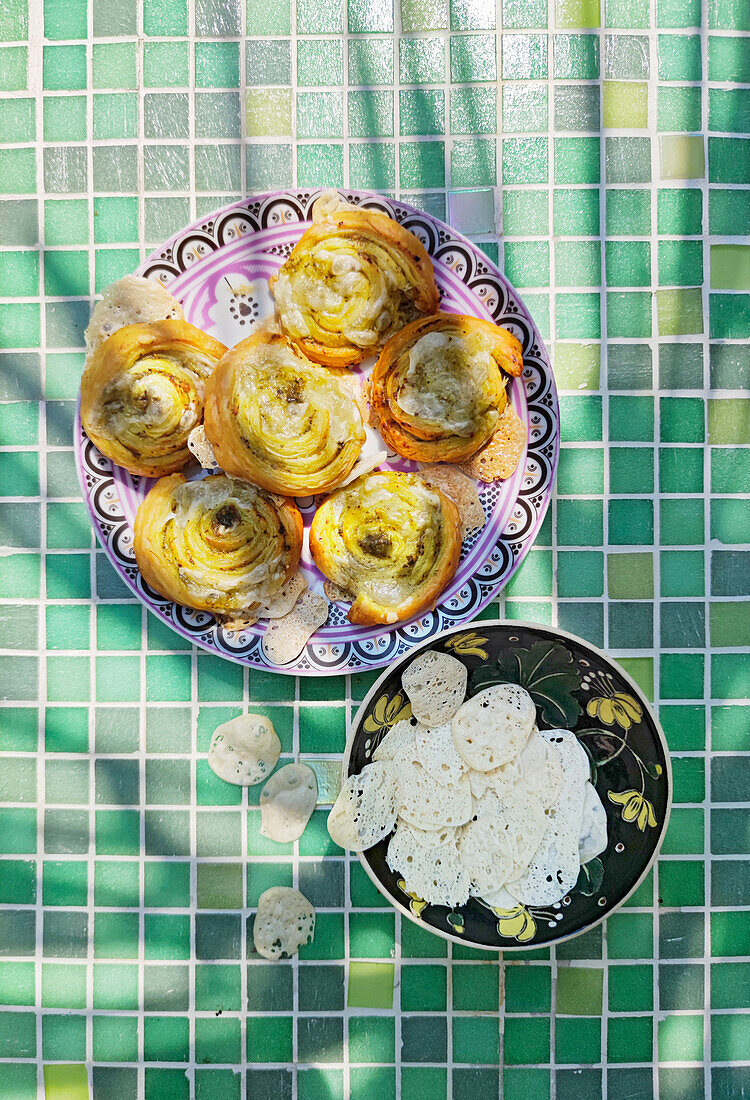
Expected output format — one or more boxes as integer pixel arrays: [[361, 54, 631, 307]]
[[80, 319, 227, 477], [204, 330, 366, 496], [309, 470, 461, 626], [133, 473, 303, 614], [269, 192, 439, 368], [368, 312, 523, 464]]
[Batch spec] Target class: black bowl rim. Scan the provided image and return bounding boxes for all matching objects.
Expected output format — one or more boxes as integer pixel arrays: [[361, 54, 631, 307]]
[[345, 619, 673, 953]]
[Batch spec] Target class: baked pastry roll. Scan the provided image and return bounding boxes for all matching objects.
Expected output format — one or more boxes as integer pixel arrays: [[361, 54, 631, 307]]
[[133, 473, 303, 614], [80, 319, 227, 477], [269, 193, 439, 368], [309, 470, 461, 626], [204, 331, 366, 496], [369, 312, 523, 464]]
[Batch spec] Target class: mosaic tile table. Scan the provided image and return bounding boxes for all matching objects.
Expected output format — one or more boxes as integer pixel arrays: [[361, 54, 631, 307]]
[[0, 0, 748, 1097]]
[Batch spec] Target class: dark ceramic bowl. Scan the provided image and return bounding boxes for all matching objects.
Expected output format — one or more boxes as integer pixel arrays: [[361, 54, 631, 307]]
[[345, 621, 672, 952]]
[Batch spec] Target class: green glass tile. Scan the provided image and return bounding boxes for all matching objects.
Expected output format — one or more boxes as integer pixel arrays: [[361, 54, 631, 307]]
[[658, 33, 702, 82], [555, 293, 601, 340], [710, 137, 750, 185], [93, 859, 138, 910], [297, 143, 343, 189], [606, 189, 649, 236], [605, 241, 650, 288], [247, 1015, 293, 1063], [245, 40, 291, 87], [658, 85, 702, 133], [658, 342, 703, 390], [503, 136, 548, 183], [552, 342, 600, 391], [607, 1015, 653, 1063], [709, 35, 750, 84], [709, 293, 750, 340], [610, 447, 654, 494], [554, 33, 599, 79], [502, 83, 548, 133], [660, 397, 704, 443], [142, 0, 187, 34], [44, 861, 88, 913], [451, 33, 496, 81], [555, 240, 601, 287], [711, 498, 750, 544], [401, 1015, 447, 1063], [504, 1016, 550, 1065], [195, 1017, 241, 1065], [607, 291, 653, 337], [505, 241, 550, 288], [555, 1016, 601, 1064], [604, 33, 649, 79], [297, 39, 343, 86], [553, 136, 599, 184], [658, 240, 703, 289], [143, 41, 189, 89], [348, 90, 393, 138], [348, 0, 392, 32], [296, 91, 344, 140], [348, 38, 392, 85], [606, 136, 651, 183], [194, 41, 239, 89], [710, 344, 749, 391], [42, 1013, 86, 1063], [660, 498, 705, 545], [557, 447, 604, 495], [660, 602, 706, 648], [658, 1014, 704, 1063]]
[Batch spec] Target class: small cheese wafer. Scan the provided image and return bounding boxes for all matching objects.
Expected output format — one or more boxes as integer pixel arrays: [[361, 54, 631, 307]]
[[262, 590, 328, 665], [459, 404, 527, 482]]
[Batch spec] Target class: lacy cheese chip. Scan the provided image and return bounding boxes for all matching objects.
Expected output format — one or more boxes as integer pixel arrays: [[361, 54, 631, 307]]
[[260, 763, 318, 843], [208, 714, 281, 785], [401, 649, 467, 727], [451, 683, 536, 771], [253, 886, 315, 960], [387, 821, 470, 907], [505, 729, 589, 907], [327, 761, 398, 851]]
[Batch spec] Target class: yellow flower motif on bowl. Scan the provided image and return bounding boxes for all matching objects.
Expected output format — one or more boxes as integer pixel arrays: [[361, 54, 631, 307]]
[[397, 880, 427, 918], [608, 789, 658, 831], [364, 691, 411, 736], [492, 905, 536, 943], [444, 631, 489, 659], [586, 691, 642, 731]]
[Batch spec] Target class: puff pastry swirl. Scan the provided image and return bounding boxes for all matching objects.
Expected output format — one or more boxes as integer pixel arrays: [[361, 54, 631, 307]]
[[269, 194, 439, 368], [80, 319, 227, 477], [134, 473, 303, 614], [309, 470, 461, 626], [204, 331, 366, 496], [368, 312, 523, 464]]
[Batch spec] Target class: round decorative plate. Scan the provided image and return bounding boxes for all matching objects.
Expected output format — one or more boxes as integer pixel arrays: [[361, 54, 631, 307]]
[[75, 189, 560, 675], [347, 621, 672, 951]]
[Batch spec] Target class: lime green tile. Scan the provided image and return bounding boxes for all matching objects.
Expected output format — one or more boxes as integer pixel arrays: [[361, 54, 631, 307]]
[[711, 245, 750, 291], [603, 81, 648, 128]]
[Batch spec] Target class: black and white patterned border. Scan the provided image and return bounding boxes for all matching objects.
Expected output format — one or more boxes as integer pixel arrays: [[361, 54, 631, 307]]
[[77, 190, 559, 674]]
